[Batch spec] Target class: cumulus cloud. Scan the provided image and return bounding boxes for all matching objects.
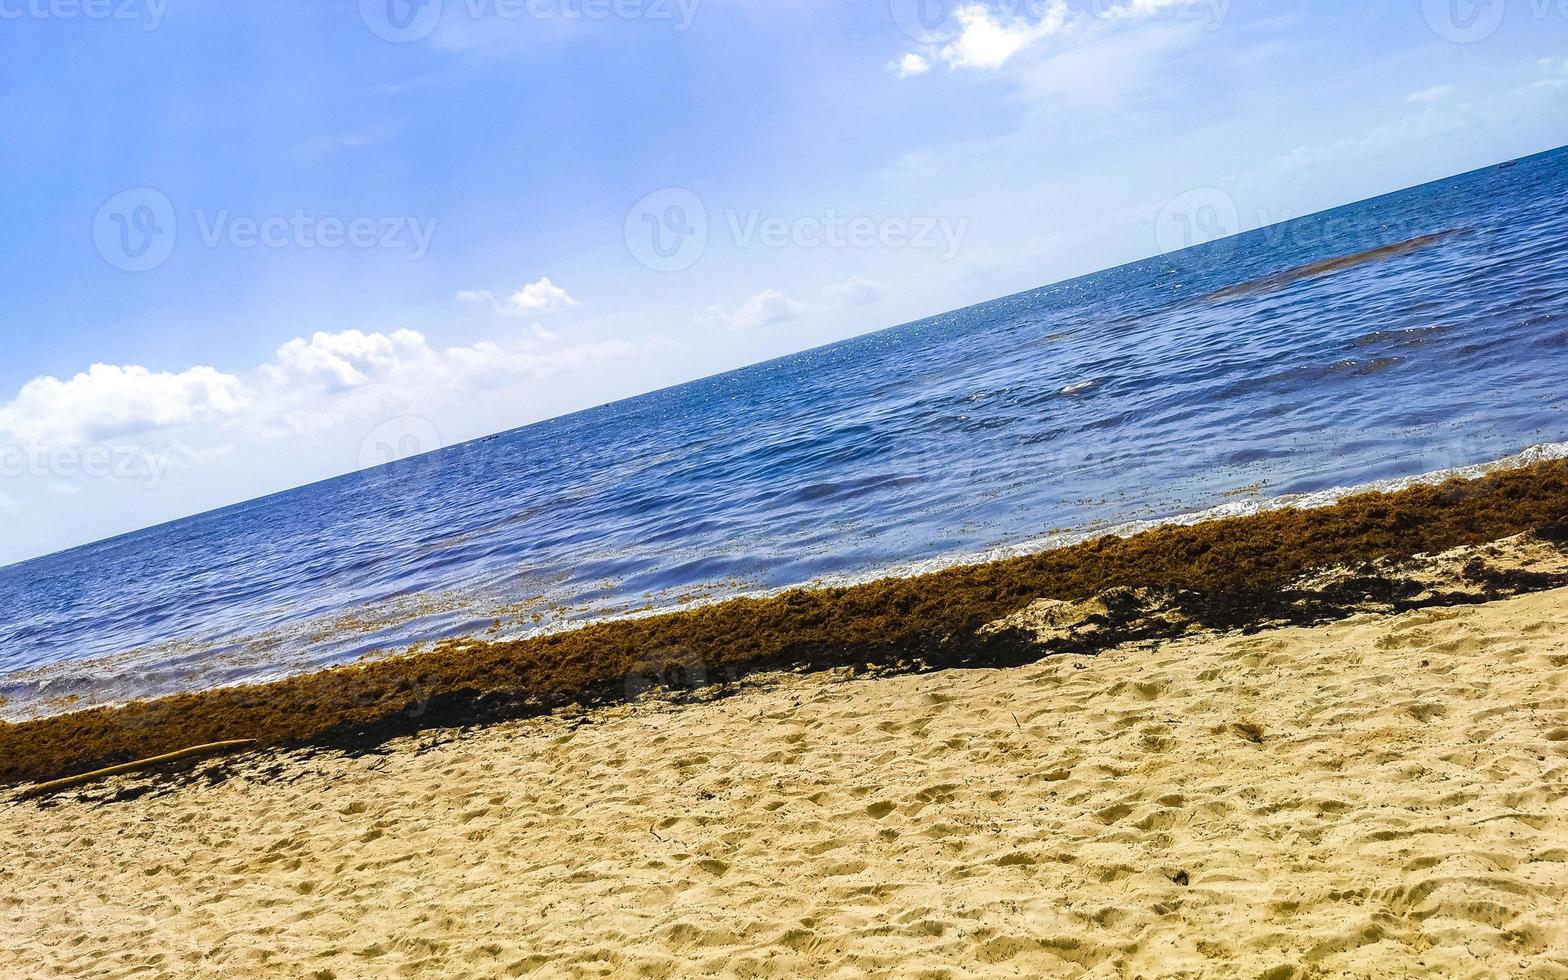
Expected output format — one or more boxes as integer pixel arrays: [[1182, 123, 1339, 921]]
[[0, 327, 652, 454], [821, 276, 887, 308], [939, 3, 1069, 70], [698, 289, 805, 331], [509, 277, 578, 312], [697, 279, 886, 332], [1230, 65, 1563, 193], [262, 329, 430, 393], [458, 277, 579, 316], [250, 328, 650, 439], [1526, 59, 1568, 92], [1407, 85, 1453, 104], [0, 364, 249, 447], [1101, 0, 1205, 20], [897, 0, 1212, 76]]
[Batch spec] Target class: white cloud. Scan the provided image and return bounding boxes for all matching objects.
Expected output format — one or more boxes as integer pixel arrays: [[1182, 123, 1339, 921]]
[[509, 277, 578, 313], [296, 125, 394, 156], [822, 276, 887, 308], [262, 328, 430, 394], [698, 289, 805, 331], [1526, 59, 1568, 92], [696, 279, 885, 332], [1232, 66, 1566, 193], [0, 364, 248, 447], [1407, 85, 1453, 104], [0, 327, 653, 454], [899, 0, 1213, 76], [250, 328, 646, 439], [939, 3, 1069, 70], [1009, 16, 1197, 109], [459, 277, 579, 316], [888, 149, 945, 180], [1101, 0, 1205, 20]]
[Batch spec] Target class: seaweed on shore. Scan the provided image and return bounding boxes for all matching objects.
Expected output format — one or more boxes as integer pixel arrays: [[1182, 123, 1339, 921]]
[[3, 460, 1567, 791]]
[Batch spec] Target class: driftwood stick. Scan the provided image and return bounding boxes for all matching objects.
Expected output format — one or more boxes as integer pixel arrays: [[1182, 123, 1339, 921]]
[[16, 740, 259, 800]]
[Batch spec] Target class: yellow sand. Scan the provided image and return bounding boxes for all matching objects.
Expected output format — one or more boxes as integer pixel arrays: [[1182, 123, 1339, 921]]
[[4, 589, 1568, 978]]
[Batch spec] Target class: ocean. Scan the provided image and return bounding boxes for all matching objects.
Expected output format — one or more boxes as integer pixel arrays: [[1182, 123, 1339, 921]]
[[3, 148, 1566, 717]]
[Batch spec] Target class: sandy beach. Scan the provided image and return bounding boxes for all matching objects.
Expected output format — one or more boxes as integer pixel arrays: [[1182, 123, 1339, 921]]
[[5, 581, 1566, 977], [8, 10, 1568, 978]]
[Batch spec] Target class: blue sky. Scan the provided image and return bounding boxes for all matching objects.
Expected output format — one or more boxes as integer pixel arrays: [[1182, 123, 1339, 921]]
[[1, 0, 1566, 565]]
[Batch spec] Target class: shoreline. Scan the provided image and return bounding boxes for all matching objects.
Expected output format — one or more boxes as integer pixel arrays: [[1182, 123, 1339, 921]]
[[3, 455, 1567, 791], [7, 442, 1566, 724]]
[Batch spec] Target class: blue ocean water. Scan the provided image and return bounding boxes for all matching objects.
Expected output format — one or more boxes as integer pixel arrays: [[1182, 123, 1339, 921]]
[[4, 149, 1567, 715]]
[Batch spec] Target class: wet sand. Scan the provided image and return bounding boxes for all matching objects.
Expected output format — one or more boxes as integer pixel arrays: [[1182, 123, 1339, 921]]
[[4, 585, 1567, 977]]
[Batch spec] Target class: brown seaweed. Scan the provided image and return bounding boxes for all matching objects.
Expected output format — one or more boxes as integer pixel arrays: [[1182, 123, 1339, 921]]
[[1205, 230, 1462, 302], [2, 459, 1566, 790]]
